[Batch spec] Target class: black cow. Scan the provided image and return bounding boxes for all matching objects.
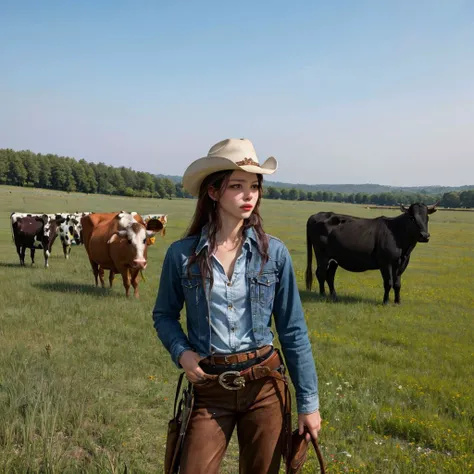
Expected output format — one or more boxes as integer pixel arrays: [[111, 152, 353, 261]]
[[11, 213, 64, 267], [305, 203, 438, 304]]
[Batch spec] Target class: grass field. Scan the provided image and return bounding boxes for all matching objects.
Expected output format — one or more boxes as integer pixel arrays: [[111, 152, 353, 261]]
[[0, 185, 473, 474]]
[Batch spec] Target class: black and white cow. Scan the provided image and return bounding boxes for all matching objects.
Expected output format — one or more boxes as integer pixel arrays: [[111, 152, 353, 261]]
[[57, 214, 83, 259], [11, 212, 64, 267]]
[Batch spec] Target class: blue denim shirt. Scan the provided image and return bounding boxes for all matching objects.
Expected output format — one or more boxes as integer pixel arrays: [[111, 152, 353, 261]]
[[210, 240, 257, 353], [152, 226, 319, 413]]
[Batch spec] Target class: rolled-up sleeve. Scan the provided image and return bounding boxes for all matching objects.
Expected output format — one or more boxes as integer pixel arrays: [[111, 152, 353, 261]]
[[152, 245, 193, 368], [273, 244, 320, 414]]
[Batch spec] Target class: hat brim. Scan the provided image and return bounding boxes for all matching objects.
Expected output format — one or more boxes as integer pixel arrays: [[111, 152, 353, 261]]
[[182, 155, 278, 197]]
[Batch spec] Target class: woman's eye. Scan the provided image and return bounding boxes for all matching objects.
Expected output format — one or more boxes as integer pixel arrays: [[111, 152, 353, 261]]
[[251, 184, 259, 189], [230, 184, 241, 189]]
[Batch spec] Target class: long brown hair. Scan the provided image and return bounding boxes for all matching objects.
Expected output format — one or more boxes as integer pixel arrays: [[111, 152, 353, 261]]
[[184, 170, 269, 285]]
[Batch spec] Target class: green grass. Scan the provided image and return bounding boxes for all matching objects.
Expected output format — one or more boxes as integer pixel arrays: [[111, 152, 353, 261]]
[[0, 185, 473, 473]]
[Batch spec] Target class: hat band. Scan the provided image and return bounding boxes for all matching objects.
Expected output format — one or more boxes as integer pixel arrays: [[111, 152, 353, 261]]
[[236, 157, 261, 167]]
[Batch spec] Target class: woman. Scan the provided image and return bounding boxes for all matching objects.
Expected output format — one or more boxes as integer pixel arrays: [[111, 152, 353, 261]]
[[153, 138, 321, 474]]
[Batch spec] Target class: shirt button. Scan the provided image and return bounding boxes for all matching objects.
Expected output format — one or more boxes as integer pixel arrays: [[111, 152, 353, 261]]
[[228, 304, 233, 310], [227, 282, 232, 287]]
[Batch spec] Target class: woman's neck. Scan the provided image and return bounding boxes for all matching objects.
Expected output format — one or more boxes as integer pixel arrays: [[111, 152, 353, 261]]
[[215, 216, 244, 247]]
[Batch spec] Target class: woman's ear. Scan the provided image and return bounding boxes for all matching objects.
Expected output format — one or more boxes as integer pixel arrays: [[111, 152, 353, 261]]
[[208, 186, 219, 202]]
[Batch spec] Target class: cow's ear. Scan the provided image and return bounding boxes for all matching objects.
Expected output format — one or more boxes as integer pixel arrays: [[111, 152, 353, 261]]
[[107, 230, 127, 243], [107, 233, 120, 244], [146, 218, 164, 232], [399, 203, 410, 213]]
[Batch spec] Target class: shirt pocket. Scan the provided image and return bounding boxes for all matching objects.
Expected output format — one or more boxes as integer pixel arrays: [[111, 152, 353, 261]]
[[251, 272, 278, 306], [181, 276, 203, 307]]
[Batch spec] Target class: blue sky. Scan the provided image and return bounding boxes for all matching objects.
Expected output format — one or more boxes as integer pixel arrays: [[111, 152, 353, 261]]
[[1, 0, 473, 186]]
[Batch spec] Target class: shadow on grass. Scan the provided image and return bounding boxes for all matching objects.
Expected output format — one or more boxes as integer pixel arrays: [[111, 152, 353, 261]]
[[33, 281, 117, 297], [299, 290, 378, 305], [0, 262, 45, 268]]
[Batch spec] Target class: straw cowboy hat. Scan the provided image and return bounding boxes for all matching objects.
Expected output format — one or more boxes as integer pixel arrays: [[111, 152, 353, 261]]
[[182, 138, 278, 197]]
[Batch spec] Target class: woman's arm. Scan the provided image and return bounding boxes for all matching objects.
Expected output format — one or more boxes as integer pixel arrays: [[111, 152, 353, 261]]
[[272, 244, 320, 415], [152, 245, 194, 368]]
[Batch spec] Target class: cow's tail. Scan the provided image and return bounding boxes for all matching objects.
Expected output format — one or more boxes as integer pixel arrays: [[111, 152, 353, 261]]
[[305, 222, 313, 291], [10, 212, 16, 243]]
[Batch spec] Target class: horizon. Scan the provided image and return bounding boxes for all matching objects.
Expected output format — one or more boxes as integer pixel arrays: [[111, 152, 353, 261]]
[[2, 1, 473, 187]]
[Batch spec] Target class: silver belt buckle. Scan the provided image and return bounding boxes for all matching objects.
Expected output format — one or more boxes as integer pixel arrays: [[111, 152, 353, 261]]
[[218, 371, 246, 390]]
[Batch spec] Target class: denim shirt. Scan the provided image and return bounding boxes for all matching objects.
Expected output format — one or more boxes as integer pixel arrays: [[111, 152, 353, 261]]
[[152, 226, 319, 414], [210, 241, 257, 353]]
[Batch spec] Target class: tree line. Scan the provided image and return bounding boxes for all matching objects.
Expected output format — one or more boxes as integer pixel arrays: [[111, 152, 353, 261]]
[[1, 148, 473, 208]]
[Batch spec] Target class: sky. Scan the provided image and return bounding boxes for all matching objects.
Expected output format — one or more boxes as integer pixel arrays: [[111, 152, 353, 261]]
[[1, 0, 473, 187]]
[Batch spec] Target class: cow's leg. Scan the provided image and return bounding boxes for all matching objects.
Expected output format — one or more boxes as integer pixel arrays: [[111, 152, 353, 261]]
[[380, 265, 393, 304], [43, 249, 50, 268], [315, 255, 328, 295], [90, 261, 100, 286], [109, 271, 115, 288], [19, 245, 26, 266], [67, 246, 71, 259], [15, 241, 23, 266], [30, 247, 36, 265], [130, 269, 140, 298], [393, 265, 402, 304], [326, 260, 339, 301], [98, 266, 105, 288], [121, 270, 131, 297]]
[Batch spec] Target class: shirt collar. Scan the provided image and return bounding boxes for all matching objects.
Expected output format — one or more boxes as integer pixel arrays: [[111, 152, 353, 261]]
[[195, 224, 258, 255]]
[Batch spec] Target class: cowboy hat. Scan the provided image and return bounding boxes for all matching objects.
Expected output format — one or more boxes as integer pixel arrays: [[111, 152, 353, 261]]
[[182, 138, 278, 197]]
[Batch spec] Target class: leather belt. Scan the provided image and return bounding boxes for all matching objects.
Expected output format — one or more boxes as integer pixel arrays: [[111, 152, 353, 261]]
[[202, 350, 286, 390], [204, 345, 273, 366]]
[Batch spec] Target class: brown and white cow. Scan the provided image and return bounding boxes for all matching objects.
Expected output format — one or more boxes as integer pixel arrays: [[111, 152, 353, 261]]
[[81, 212, 155, 297], [11, 212, 64, 267]]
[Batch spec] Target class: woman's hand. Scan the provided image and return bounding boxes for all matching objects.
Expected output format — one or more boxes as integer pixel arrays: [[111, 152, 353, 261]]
[[179, 350, 210, 384], [298, 410, 322, 441]]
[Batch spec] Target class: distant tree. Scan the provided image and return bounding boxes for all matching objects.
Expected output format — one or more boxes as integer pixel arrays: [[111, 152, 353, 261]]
[[460, 190, 474, 208], [7, 153, 27, 186], [0, 149, 10, 184], [441, 192, 461, 208], [109, 168, 126, 194], [280, 188, 289, 200], [154, 177, 167, 199], [163, 178, 176, 198], [21, 151, 41, 186], [266, 186, 281, 200], [288, 188, 299, 201]]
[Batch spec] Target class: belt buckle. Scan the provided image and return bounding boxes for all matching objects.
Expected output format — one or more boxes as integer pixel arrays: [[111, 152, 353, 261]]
[[218, 371, 246, 390]]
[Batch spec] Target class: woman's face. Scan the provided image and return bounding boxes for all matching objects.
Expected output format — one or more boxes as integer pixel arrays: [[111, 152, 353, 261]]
[[210, 170, 260, 222]]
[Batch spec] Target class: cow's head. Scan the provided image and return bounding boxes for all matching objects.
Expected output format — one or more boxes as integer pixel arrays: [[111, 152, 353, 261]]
[[400, 202, 438, 242], [107, 214, 155, 269]]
